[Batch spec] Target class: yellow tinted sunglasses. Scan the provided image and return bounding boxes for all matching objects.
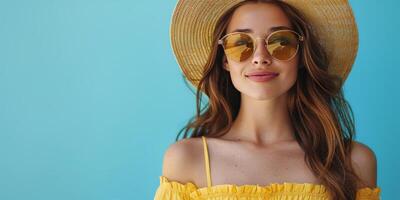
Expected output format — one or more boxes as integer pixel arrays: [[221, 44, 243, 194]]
[[218, 29, 304, 62]]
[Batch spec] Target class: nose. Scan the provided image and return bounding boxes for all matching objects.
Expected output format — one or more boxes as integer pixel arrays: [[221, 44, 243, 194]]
[[251, 38, 272, 66]]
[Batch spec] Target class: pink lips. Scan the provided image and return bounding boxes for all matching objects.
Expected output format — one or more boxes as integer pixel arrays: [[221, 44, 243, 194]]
[[245, 71, 279, 82]]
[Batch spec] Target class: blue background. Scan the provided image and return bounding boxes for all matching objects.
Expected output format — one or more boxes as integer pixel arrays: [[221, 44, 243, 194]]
[[0, 0, 397, 199]]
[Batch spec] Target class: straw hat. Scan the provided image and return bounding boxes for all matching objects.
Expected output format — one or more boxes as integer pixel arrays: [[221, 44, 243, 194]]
[[170, 0, 359, 88]]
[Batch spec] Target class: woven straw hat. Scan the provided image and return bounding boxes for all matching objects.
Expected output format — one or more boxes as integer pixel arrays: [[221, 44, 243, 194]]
[[170, 0, 358, 88]]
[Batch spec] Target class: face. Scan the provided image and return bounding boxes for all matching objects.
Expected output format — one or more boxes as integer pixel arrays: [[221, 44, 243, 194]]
[[223, 2, 300, 100]]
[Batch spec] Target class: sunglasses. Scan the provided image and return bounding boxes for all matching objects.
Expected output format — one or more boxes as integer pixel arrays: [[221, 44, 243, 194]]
[[218, 29, 304, 62]]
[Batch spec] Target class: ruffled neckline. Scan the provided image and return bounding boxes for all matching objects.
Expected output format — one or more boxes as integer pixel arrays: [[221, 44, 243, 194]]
[[159, 175, 381, 198]]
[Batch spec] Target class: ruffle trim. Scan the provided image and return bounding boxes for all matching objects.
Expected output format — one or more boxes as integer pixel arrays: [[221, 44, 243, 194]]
[[159, 176, 197, 192], [159, 176, 381, 198], [356, 187, 381, 198]]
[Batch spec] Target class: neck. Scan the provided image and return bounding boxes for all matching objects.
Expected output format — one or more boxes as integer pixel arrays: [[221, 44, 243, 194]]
[[226, 92, 296, 145]]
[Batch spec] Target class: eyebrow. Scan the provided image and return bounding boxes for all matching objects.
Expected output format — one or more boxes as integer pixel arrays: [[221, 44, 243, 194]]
[[230, 26, 293, 33]]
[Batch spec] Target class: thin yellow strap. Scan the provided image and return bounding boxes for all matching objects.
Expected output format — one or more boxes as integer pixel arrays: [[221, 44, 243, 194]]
[[201, 136, 212, 188]]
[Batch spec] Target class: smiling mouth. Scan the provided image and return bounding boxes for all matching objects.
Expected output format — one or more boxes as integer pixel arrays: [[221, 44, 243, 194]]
[[245, 72, 279, 77], [246, 74, 276, 77], [245, 73, 278, 82]]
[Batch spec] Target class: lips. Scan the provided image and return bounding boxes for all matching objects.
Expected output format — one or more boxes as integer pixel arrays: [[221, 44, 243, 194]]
[[245, 71, 279, 77], [245, 71, 279, 83]]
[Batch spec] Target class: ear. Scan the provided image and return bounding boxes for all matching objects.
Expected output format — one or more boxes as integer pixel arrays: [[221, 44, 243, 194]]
[[222, 55, 230, 71]]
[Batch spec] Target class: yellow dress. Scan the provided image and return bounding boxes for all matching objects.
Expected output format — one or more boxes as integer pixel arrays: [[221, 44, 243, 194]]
[[154, 136, 381, 200]]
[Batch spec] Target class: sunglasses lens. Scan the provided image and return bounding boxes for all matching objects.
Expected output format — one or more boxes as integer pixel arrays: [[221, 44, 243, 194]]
[[267, 31, 300, 60], [221, 33, 254, 62]]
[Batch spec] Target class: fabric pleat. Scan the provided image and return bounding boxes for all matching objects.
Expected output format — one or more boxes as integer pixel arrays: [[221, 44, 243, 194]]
[[153, 176, 381, 200]]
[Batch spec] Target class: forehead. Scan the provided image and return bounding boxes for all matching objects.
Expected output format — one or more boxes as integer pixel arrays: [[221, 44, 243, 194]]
[[226, 2, 293, 35]]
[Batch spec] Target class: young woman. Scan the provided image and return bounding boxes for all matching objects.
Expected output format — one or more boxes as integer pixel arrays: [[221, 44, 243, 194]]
[[154, 0, 381, 199]]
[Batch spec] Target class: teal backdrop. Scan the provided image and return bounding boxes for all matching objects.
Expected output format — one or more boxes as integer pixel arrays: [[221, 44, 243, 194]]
[[0, 0, 397, 199]]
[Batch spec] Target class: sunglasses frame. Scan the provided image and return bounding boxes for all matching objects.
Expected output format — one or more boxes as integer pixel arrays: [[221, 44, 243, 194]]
[[218, 29, 305, 62]]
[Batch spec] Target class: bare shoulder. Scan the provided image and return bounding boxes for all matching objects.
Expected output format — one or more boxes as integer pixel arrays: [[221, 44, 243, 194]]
[[350, 140, 378, 188], [161, 137, 204, 184]]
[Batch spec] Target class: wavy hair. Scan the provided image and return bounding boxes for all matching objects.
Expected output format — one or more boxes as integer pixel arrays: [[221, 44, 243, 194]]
[[175, 0, 362, 199]]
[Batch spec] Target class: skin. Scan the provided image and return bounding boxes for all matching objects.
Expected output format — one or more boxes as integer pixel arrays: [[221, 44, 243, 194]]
[[220, 2, 299, 145], [162, 2, 377, 190]]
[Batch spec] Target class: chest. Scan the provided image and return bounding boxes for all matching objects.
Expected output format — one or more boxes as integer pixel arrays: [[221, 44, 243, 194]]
[[197, 139, 320, 187]]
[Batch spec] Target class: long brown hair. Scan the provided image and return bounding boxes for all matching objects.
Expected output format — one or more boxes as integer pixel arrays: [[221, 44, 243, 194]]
[[175, 0, 362, 199]]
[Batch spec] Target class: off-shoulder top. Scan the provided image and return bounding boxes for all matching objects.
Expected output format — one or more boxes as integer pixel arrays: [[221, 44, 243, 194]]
[[154, 136, 381, 199]]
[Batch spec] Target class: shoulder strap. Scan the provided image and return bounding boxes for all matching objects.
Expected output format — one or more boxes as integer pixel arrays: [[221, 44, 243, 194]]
[[201, 136, 212, 188]]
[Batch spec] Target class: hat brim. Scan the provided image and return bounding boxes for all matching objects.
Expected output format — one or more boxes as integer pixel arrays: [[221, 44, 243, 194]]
[[170, 0, 358, 88]]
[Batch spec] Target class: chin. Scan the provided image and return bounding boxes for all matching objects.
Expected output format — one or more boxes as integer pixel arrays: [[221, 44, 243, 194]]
[[243, 92, 277, 101], [242, 88, 291, 101]]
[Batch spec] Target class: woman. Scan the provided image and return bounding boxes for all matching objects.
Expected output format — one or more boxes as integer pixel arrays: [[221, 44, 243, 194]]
[[154, 0, 381, 199]]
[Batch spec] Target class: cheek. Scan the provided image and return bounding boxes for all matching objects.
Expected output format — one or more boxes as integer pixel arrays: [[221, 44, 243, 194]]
[[282, 67, 298, 89], [224, 62, 251, 94], [277, 56, 300, 88], [278, 59, 299, 86], [228, 65, 245, 88]]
